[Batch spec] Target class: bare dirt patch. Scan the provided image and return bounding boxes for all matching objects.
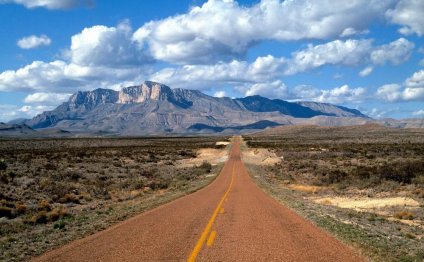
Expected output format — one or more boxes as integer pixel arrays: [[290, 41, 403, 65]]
[[177, 148, 229, 168], [242, 148, 281, 166], [312, 196, 420, 211]]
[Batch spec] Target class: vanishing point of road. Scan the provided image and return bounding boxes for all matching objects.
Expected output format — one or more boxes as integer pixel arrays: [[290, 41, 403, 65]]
[[34, 137, 364, 262]]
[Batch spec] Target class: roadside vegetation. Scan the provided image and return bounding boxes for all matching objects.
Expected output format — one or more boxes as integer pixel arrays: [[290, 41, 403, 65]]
[[0, 137, 229, 261], [243, 126, 424, 262]]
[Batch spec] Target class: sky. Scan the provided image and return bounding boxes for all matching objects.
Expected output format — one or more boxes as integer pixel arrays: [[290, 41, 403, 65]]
[[0, 0, 423, 122]]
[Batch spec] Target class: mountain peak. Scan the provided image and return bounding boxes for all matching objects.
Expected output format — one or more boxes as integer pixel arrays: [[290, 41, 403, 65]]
[[118, 81, 173, 104]]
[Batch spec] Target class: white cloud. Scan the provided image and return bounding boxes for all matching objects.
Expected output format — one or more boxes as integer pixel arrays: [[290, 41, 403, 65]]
[[386, 0, 424, 36], [365, 108, 393, 119], [18, 105, 54, 115], [286, 39, 373, 75], [150, 38, 412, 92], [17, 34, 51, 49], [0, 23, 152, 93], [412, 109, 424, 116], [68, 21, 151, 67], [24, 92, 71, 104], [370, 38, 414, 65], [340, 27, 369, 37], [133, 0, 395, 63], [286, 38, 413, 75], [0, 104, 54, 122], [376, 70, 424, 102], [213, 91, 226, 98], [359, 66, 374, 77], [0, 60, 146, 92], [376, 84, 403, 102], [291, 84, 366, 104], [151, 55, 287, 90], [308, 85, 366, 104], [243, 80, 288, 99], [0, 0, 94, 10]]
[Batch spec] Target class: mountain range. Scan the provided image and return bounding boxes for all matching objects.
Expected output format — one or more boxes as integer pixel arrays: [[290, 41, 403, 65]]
[[2, 81, 422, 136]]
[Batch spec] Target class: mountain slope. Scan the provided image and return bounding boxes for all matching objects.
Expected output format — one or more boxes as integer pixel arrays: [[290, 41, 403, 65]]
[[23, 81, 369, 135]]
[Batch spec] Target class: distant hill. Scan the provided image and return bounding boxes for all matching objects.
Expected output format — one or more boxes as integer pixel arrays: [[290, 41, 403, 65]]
[[18, 81, 372, 136], [0, 123, 36, 136]]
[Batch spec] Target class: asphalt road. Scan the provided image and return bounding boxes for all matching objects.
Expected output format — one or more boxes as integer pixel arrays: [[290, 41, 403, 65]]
[[34, 137, 364, 261]]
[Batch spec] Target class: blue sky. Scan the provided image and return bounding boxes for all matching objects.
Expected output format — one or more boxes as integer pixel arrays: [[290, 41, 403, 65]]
[[0, 0, 423, 121]]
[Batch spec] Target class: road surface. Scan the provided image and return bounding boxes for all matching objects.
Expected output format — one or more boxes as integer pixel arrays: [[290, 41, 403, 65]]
[[34, 137, 364, 261]]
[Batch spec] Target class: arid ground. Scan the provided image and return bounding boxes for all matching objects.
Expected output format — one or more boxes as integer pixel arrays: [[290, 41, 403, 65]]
[[0, 137, 229, 261], [243, 125, 424, 261], [0, 126, 423, 261]]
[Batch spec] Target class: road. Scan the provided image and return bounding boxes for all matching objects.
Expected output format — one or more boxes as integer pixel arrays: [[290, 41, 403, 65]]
[[34, 137, 364, 261]]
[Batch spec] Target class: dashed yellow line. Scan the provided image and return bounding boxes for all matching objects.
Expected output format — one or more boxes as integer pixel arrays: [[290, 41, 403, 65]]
[[206, 231, 217, 247], [187, 163, 235, 262]]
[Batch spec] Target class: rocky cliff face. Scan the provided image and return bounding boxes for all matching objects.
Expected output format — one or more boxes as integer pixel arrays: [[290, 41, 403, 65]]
[[24, 81, 371, 135]]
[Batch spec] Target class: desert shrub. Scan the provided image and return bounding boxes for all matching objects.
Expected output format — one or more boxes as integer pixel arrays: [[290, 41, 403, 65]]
[[148, 180, 170, 190], [15, 202, 27, 214], [58, 193, 80, 204], [394, 211, 415, 220], [327, 170, 348, 184], [37, 199, 51, 211], [199, 161, 212, 173], [0, 206, 15, 218], [0, 173, 9, 184], [0, 159, 7, 171], [53, 220, 66, 230], [32, 211, 48, 224], [44, 163, 56, 170]]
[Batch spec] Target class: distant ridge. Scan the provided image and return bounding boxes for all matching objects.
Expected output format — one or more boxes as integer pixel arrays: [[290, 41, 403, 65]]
[[17, 81, 371, 136]]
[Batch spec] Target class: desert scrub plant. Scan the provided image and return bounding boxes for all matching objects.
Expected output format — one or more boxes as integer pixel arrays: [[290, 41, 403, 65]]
[[37, 199, 51, 211], [0, 206, 16, 218], [394, 211, 415, 220], [199, 161, 212, 173], [0, 158, 7, 170], [31, 211, 48, 224]]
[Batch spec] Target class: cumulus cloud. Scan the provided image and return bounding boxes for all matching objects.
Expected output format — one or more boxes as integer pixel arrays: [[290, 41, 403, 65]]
[[24, 92, 71, 104], [68, 21, 151, 67], [370, 38, 414, 65], [293, 85, 367, 104], [17, 35, 51, 49], [376, 70, 424, 102], [18, 105, 54, 115], [133, 0, 394, 63], [0, 104, 54, 122], [213, 91, 226, 98], [386, 0, 424, 36], [0, 0, 94, 9], [0, 23, 152, 93], [0, 60, 146, 92], [412, 109, 424, 116], [150, 38, 413, 91], [359, 66, 374, 77], [243, 80, 288, 99], [151, 55, 287, 90], [376, 84, 403, 102], [286, 39, 373, 75]]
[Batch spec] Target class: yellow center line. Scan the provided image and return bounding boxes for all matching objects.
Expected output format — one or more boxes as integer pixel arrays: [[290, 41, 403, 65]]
[[206, 231, 217, 247], [187, 162, 236, 262]]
